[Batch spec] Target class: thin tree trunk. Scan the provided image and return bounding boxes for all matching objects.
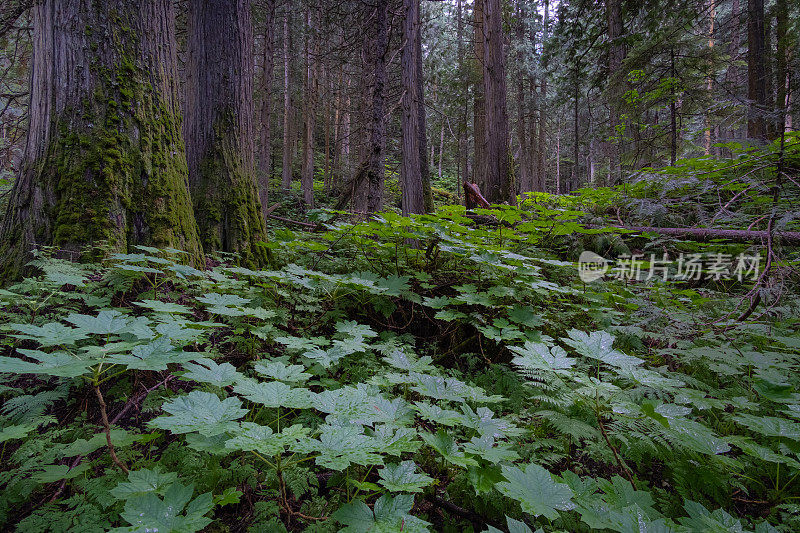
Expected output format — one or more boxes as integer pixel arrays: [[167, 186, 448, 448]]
[[473, 0, 486, 192], [365, 0, 389, 213], [726, 0, 742, 141], [704, 0, 715, 155], [300, 6, 317, 208], [606, 0, 624, 181], [747, 0, 767, 140], [775, 0, 788, 135], [516, 1, 529, 194], [537, 0, 549, 192], [185, 0, 268, 266], [438, 121, 445, 182], [258, 0, 276, 215], [417, 12, 434, 213], [670, 47, 677, 165], [1, 0, 204, 276], [281, 10, 293, 189]]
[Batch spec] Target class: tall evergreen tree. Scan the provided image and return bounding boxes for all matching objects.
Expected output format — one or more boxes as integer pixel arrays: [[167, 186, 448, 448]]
[[0, 0, 203, 275], [185, 0, 268, 265]]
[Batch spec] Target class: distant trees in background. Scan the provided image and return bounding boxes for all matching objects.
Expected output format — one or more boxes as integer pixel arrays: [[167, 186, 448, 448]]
[[0, 0, 797, 266]]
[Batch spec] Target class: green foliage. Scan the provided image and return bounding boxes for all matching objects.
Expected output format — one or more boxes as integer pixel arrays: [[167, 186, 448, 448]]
[[0, 200, 797, 532]]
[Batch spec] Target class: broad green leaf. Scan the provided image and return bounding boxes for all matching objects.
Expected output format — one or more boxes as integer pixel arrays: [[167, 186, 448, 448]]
[[0, 350, 93, 378], [149, 391, 247, 436], [254, 361, 311, 383], [34, 463, 92, 483], [497, 463, 576, 520], [115, 482, 213, 533], [563, 329, 643, 368], [110, 468, 179, 500], [510, 341, 576, 371], [134, 300, 192, 314], [378, 461, 434, 493], [335, 320, 378, 338], [333, 494, 431, 532], [292, 425, 383, 471], [233, 378, 313, 409], [225, 422, 310, 456], [182, 358, 241, 387], [66, 310, 130, 335], [420, 430, 478, 468], [108, 338, 199, 371], [463, 435, 520, 463], [197, 293, 251, 307], [7, 322, 88, 347], [733, 414, 800, 441]]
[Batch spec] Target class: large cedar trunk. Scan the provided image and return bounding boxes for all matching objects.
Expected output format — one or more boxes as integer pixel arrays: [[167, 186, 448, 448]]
[[481, 0, 512, 204], [0, 0, 203, 276], [185, 0, 268, 266], [365, 0, 389, 213], [400, 0, 428, 215]]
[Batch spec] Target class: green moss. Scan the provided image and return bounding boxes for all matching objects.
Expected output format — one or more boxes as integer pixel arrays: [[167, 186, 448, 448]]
[[191, 110, 269, 268], [0, 3, 205, 275]]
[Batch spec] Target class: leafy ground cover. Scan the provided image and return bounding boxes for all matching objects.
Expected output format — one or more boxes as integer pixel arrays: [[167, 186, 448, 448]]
[[1, 143, 799, 531]]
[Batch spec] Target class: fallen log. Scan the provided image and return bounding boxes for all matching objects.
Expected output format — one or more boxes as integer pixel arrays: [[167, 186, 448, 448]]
[[586, 224, 800, 244], [267, 214, 318, 229]]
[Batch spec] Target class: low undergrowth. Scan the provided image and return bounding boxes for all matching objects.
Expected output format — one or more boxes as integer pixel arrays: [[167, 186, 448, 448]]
[[0, 197, 798, 532]]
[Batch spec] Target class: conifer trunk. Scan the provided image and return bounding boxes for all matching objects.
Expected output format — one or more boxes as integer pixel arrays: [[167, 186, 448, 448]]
[[185, 0, 268, 266], [258, 0, 276, 213], [482, 0, 512, 204], [365, 0, 388, 213], [0, 0, 203, 276]]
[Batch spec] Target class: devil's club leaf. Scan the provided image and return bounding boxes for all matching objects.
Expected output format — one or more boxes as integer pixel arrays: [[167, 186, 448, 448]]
[[497, 464, 575, 520], [563, 330, 643, 368], [378, 461, 434, 493], [333, 494, 431, 532], [149, 391, 247, 436], [110, 468, 179, 500], [510, 342, 576, 371], [182, 358, 241, 387], [233, 378, 313, 409]]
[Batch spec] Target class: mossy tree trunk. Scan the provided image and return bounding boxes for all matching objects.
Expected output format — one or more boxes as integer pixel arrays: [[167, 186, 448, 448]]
[[185, 0, 268, 266], [0, 0, 204, 275]]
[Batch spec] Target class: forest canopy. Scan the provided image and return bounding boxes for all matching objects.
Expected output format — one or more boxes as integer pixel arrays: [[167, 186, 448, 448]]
[[0, 0, 798, 531]]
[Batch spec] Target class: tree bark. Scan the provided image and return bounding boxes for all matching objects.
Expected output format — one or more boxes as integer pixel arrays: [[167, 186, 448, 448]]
[[364, 0, 389, 213], [281, 9, 293, 189], [258, 0, 276, 215], [400, 0, 428, 215], [473, 0, 486, 194], [775, 0, 788, 135], [1, 0, 204, 276], [605, 0, 624, 182], [185, 0, 268, 266], [537, 0, 549, 192], [481, 0, 512, 204], [747, 0, 767, 141], [300, 5, 317, 209], [515, 1, 530, 194]]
